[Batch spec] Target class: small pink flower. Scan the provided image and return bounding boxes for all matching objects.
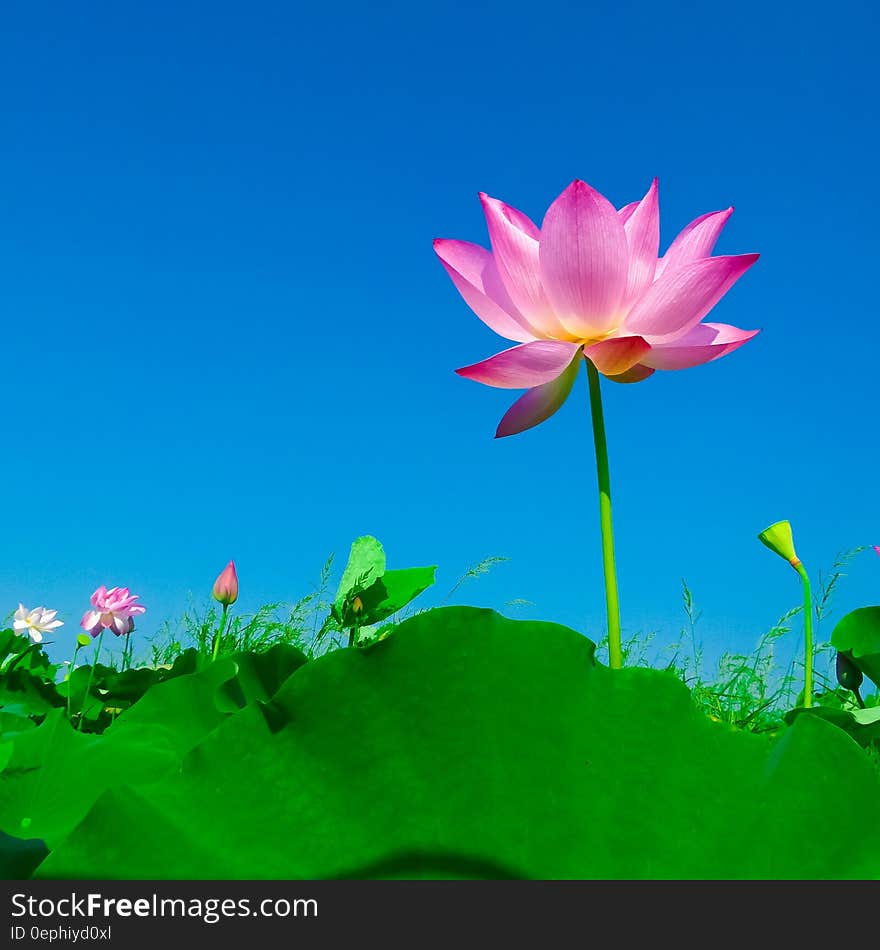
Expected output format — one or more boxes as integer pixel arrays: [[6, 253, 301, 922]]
[[873, 545, 880, 557], [212, 561, 238, 607], [81, 585, 146, 638]]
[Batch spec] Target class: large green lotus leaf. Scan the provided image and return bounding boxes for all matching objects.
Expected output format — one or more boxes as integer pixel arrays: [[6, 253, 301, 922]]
[[56, 652, 203, 725], [785, 705, 880, 747], [214, 643, 308, 713], [104, 659, 239, 756], [832, 607, 880, 688], [38, 608, 880, 879], [0, 712, 37, 738], [0, 647, 308, 855], [108, 647, 307, 750], [0, 710, 178, 848]]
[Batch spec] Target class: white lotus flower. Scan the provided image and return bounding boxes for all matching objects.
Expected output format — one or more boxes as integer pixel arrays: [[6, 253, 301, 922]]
[[13, 604, 64, 643]]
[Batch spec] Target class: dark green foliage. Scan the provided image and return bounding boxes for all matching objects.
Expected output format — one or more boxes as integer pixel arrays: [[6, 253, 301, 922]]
[[832, 608, 880, 690], [0, 630, 65, 727], [836, 652, 864, 693], [0, 830, 48, 879]]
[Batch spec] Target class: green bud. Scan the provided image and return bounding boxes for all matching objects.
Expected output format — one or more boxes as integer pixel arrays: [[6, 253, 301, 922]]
[[757, 520, 800, 569]]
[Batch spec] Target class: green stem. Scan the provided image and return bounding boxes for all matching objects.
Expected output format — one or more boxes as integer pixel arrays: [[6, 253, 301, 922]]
[[211, 603, 229, 662], [77, 630, 105, 731], [66, 644, 82, 720], [586, 359, 622, 669], [795, 563, 813, 708]]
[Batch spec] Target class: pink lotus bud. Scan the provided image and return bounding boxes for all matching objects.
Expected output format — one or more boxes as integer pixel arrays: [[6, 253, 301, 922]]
[[212, 561, 239, 606]]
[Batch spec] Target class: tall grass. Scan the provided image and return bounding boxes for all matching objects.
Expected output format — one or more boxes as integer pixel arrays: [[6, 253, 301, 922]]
[[594, 547, 875, 733], [141, 546, 874, 737], [145, 553, 517, 662], [147, 555, 337, 664]]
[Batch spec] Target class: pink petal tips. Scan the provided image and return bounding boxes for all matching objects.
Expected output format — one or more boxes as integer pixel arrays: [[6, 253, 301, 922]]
[[495, 353, 582, 438], [456, 341, 582, 389], [538, 180, 628, 339]]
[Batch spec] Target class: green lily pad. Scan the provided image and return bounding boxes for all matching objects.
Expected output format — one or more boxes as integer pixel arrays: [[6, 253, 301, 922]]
[[37, 607, 880, 879], [831, 607, 880, 689]]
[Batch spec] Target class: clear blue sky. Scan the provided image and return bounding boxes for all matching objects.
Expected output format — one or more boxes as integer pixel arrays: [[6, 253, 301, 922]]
[[3, 0, 877, 670]]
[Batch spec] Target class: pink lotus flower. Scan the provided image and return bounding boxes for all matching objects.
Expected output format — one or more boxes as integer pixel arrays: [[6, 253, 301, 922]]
[[212, 561, 238, 607], [81, 586, 146, 638], [435, 178, 759, 437]]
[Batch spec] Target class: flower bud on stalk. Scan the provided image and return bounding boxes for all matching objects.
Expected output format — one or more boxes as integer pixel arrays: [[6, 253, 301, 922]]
[[212, 561, 239, 607], [211, 561, 238, 661], [758, 520, 813, 708], [757, 521, 800, 570]]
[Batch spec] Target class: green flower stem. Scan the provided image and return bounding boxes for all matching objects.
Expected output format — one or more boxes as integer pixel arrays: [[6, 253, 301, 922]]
[[212, 603, 229, 662], [77, 630, 105, 731], [794, 562, 813, 708], [66, 643, 83, 721], [585, 358, 622, 669]]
